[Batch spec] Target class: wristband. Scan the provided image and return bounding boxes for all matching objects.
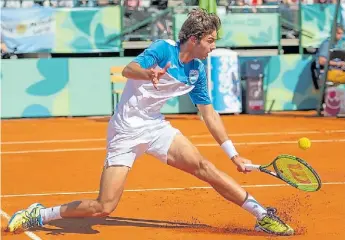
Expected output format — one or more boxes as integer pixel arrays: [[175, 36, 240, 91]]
[[221, 140, 239, 159]]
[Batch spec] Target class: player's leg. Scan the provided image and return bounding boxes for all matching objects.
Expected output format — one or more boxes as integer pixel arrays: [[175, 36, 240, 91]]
[[56, 121, 137, 219], [147, 125, 249, 207], [159, 133, 293, 236], [7, 125, 145, 233], [167, 134, 294, 235], [59, 165, 130, 218], [167, 134, 248, 205], [6, 165, 130, 233]]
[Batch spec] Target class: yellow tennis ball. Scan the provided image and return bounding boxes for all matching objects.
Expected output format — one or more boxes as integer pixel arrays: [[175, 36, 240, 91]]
[[298, 137, 311, 150]]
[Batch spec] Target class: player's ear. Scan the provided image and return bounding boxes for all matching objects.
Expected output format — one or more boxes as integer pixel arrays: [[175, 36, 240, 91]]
[[190, 36, 197, 44]]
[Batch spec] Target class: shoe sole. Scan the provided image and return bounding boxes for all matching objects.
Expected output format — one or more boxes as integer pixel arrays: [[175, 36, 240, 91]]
[[255, 225, 294, 236]]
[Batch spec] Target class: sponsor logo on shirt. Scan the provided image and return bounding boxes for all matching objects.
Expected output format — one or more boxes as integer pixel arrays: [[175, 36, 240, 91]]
[[189, 70, 199, 85]]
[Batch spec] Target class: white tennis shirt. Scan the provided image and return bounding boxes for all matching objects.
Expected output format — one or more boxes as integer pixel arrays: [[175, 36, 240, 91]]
[[112, 39, 211, 132]]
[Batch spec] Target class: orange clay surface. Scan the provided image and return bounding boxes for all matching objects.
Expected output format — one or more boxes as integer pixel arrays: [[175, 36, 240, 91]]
[[1, 112, 345, 240]]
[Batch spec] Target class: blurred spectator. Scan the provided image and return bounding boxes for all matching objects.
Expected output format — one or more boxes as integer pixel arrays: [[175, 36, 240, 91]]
[[318, 24, 345, 72], [312, 24, 344, 88], [249, 0, 263, 13], [1, 42, 8, 55], [230, 0, 258, 13], [124, 0, 141, 10], [312, 25, 344, 110], [149, 0, 172, 40], [1, 41, 18, 59], [280, 0, 299, 38]]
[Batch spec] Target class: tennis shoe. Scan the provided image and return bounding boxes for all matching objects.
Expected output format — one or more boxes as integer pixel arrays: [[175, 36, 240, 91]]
[[255, 207, 294, 236], [6, 203, 44, 233]]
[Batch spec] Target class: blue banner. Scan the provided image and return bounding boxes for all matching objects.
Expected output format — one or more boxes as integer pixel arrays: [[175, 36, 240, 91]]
[[1, 7, 55, 53]]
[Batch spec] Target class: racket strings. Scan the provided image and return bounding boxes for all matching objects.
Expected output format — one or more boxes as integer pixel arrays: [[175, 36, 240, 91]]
[[274, 157, 320, 191]]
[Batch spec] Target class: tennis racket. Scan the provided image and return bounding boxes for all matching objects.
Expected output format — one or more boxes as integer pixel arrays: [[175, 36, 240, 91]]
[[244, 154, 322, 192]]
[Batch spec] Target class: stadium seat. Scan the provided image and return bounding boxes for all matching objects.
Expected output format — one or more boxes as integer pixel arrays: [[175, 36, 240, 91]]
[[110, 66, 127, 109]]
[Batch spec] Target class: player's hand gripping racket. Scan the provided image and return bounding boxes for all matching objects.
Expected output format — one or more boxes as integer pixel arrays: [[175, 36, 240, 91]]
[[244, 154, 322, 192]]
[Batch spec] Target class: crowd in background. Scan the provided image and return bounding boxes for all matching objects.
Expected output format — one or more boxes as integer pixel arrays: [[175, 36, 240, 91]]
[[0, 0, 342, 8], [1, 0, 343, 56]]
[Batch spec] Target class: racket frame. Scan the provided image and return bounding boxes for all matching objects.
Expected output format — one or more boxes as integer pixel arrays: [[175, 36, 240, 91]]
[[245, 154, 322, 191]]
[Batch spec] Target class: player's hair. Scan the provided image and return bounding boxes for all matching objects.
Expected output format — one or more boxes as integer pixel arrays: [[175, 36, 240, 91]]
[[178, 8, 221, 44]]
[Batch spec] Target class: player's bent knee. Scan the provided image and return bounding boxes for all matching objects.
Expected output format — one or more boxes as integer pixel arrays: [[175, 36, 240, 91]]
[[194, 159, 216, 180], [93, 201, 118, 217], [101, 202, 117, 216]]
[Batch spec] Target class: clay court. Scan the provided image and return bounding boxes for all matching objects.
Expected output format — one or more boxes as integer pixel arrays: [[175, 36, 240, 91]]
[[1, 112, 345, 239]]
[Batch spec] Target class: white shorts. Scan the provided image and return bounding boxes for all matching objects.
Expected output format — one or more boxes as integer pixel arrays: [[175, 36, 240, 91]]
[[105, 121, 180, 168]]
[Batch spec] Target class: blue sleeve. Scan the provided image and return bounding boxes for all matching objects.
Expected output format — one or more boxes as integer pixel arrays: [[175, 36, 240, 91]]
[[318, 40, 329, 58], [188, 62, 211, 105], [132, 40, 167, 69]]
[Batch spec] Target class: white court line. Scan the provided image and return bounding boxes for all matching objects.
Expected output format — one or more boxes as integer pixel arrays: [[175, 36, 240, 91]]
[[1, 138, 105, 145], [0, 209, 42, 240], [196, 139, 345, 147], [190, 130, 345, 139], [2, 129, 345, 145], [1, 182, 344, 198], [1, 139, 345, 155], [1, 147, 105, 154]]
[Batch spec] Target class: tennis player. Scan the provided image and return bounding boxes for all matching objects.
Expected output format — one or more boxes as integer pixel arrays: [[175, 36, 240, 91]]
[[7, 8, 293, 236]]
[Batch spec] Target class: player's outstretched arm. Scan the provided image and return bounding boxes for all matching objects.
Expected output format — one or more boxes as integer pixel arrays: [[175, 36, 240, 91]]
[[122, 62, 152, 80], [197, 104, 252, 173], [122, 62, 170, 89]]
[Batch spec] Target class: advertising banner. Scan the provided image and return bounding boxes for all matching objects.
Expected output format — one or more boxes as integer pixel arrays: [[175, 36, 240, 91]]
[[207, 49, 242, 113], [1, 7, 55, 53]]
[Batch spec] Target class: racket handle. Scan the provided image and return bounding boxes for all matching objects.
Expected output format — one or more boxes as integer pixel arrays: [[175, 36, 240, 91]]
[[244, 164, 261, 171]]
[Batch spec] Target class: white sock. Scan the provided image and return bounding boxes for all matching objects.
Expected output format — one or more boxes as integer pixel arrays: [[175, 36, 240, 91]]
[[241, 193, 267, 220], [40, 206, 62, 224]]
